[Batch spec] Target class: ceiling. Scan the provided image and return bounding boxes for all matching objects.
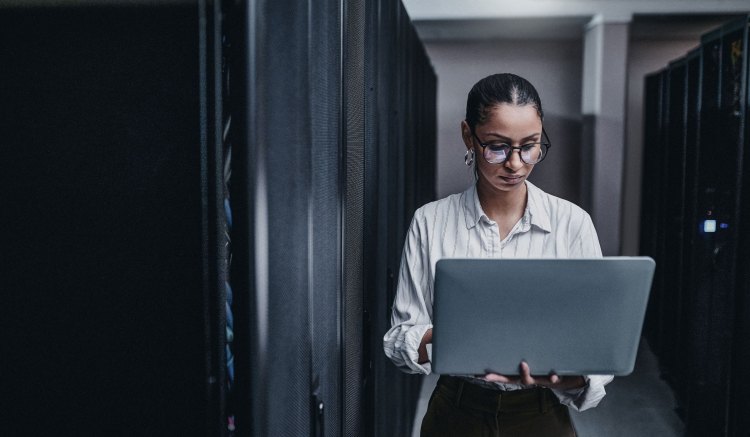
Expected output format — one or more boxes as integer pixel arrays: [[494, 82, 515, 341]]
[[413, 14, 745, 42], [414, 17, 592, 41], [404, 0, 748, 42]]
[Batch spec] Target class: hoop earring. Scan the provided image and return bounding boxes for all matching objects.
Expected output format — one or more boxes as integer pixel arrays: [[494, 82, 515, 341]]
[[464, 149, 475, 166]]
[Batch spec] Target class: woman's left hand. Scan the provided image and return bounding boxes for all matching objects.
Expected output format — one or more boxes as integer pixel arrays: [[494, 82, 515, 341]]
[[483, 361, 587, 390]]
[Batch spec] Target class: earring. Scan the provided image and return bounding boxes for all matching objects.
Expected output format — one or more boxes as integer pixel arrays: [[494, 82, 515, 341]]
[[464, 149, 475, 166]]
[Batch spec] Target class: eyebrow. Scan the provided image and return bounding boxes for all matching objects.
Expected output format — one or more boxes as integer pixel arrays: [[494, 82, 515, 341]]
[[481, 132, 540, 142]]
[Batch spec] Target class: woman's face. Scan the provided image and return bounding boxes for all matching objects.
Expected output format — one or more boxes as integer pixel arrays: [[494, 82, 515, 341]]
[[461, 103, 542, 194]]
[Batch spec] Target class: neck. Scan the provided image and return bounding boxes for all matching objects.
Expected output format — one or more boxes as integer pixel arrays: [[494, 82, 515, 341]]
[[475, 179, 527, 222]]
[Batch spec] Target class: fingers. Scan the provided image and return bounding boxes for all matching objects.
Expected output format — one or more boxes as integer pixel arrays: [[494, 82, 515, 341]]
[[519, 361, 535, 385], [484, 364, 568, 388], [548, 372, 560, 385], [483, 373, 512, 383], [520, 362, 559, 387]]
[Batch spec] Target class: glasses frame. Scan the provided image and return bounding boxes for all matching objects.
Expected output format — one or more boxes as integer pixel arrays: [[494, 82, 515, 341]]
[[471, 127, 552, 165]]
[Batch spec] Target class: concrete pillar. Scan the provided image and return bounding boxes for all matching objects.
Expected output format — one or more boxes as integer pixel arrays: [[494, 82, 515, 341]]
[[581, 14, 630, 255]]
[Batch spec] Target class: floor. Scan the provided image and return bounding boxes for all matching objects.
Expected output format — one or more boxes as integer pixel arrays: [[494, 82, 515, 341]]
[[411, 339, 685, 437]]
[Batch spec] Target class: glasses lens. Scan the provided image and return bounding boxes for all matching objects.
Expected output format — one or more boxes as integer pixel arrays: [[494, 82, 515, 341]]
[[484, 144, 509, 164], [520, 144, 544, 164]]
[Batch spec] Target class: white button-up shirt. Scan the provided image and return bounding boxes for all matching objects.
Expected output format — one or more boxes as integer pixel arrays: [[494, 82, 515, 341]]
[[383, 181, 614, 411]]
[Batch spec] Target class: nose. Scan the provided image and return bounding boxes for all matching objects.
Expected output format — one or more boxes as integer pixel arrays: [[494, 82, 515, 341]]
[[503, 148, 524, 172]]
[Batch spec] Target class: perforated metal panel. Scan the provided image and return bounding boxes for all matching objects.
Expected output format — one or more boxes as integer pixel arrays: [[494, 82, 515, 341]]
[[343, 1, 366, 436], [310, 1, 343, 437], [362, 1, 437, 436], [230, 0, 343, 436], [228, 1, 436, 436], [259, 0, 313, 435]]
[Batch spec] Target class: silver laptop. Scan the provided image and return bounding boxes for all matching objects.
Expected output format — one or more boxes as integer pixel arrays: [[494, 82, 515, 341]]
[[432, 257, 655, 376]]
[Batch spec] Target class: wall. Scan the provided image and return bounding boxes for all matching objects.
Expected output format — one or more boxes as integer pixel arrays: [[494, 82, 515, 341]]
[[424, 39, 586, 206]]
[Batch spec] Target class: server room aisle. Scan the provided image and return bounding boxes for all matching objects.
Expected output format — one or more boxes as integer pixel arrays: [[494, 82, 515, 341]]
[[411, 339, 684, 437]]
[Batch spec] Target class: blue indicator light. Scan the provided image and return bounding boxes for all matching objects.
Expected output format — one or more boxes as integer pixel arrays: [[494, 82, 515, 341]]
[[720, 223, 729, 229], [703, 220, 717, 233]]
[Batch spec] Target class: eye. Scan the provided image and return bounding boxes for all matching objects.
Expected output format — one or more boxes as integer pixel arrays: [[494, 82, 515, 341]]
[[521, 143, 538, 151], [487, 143, 510, 152]]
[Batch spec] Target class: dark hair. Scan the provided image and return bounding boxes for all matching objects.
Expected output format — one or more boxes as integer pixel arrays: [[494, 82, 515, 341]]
[[465, 73, 543, 130]]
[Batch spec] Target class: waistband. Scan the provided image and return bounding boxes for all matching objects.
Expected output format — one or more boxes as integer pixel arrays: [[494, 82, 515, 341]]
[[436, 375, 560, 414]]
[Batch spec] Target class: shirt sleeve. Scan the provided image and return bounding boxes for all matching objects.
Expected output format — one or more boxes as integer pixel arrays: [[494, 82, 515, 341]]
[[551, 374, 615, 411], [383, 211, 434, 374]]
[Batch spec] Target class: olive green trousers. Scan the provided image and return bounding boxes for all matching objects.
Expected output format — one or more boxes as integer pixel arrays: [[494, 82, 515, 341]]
[[421, 376, 577, 437]]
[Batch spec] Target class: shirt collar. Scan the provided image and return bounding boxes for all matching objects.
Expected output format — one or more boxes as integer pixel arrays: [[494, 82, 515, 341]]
[[462, 184, 486, 229], [462, 181, 552, 233], [525, 181, 552, 233]]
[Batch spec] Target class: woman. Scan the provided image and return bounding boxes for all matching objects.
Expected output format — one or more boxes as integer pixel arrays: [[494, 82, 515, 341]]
[[383, 73, 613, 436]]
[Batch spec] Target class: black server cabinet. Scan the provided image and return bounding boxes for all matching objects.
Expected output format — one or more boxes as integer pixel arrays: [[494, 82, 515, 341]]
[[730, 17, 750, 432], [641, 17, 750, 436], [657, 59, 689, 389], [641, 71, 665, 348], [685, 19, 747, 437], [230, 0, 346, 435], [231, 0, 436, 436], [727, 16, 750, 437], [641, 16, 750, 437], [0, 0, 437, 435], [0, 3, 228, 436], [642, 54, 699, 414], [362, 1, 437, 436], [652, 67, 670, 363], [676, 47, 703, 413]]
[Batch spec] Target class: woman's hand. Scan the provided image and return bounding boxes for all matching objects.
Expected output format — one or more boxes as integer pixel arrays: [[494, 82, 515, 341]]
[[418, 328, 433, 364], [483, 361, 587, 390]]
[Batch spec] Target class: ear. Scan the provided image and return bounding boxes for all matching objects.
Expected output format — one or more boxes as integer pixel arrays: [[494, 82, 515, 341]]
[[460, 120, 474, 151]]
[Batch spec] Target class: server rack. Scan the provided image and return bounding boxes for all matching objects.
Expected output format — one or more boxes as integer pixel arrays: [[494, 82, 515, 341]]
[[640, 70, 665, 349], [676, 47, 703, 414], [231, 0, 436, 436], [730, 18, 750, 431], [641, 15, 749, 437], [646, 63, 671, 371], [690, 19, 746, 437], [723, 17, 750, 437], [2, 1, 436, 436], [230, 0, 347, 435], [660, 58, 688, 389], [362, 2, 437, 436], [0, 2, 228, 435]]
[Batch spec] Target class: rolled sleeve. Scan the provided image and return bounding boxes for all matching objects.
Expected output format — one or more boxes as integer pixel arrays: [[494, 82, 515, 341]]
[[383, 211, 434, 375], [384, 322, 433, 374], [551, 374, 615, 411]]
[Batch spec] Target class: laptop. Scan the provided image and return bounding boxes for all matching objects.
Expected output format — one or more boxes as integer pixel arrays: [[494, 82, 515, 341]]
[[431, 257, 655, 376]]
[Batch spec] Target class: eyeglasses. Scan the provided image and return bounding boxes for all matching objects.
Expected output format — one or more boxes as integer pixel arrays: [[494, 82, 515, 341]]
[[472, 128, 551, 165]]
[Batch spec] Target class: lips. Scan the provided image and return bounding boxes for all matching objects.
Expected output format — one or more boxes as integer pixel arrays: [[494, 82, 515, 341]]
[[499, 175, 524, 184]]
